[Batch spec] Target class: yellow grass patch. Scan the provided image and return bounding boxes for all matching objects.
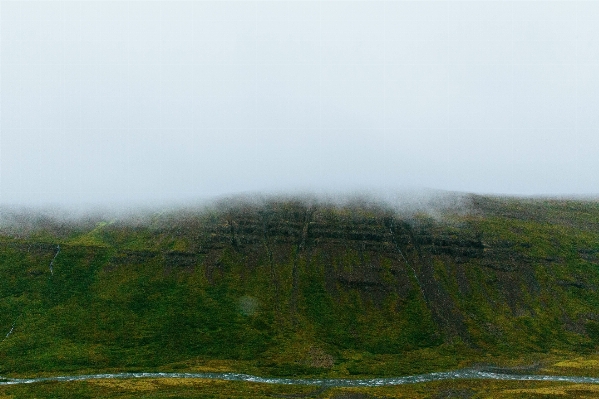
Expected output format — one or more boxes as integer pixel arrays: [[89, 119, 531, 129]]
[[503, 384, 599, 396], [154, 378, 225, 387], [554, 359, 599, 368], [87, 377, 223, 392], [186, 359, 237, 372], [87, 379, 159, 392]]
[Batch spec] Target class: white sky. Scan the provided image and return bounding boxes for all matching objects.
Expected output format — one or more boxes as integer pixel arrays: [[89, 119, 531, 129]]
[[1, 1, 598, 206]]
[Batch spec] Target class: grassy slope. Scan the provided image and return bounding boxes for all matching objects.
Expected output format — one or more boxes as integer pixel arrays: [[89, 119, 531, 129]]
[[0, 194, 599, 383]]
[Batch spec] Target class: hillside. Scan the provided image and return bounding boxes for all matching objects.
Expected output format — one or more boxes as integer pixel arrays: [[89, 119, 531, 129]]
[[1, 194, 599, 379]]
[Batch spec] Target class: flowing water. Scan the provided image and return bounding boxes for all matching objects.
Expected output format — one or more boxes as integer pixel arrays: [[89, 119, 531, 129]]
[[2, 369, 599, 387]]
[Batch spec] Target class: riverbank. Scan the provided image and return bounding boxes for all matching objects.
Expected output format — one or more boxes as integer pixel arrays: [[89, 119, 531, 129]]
[[4, 370, 599, 398]]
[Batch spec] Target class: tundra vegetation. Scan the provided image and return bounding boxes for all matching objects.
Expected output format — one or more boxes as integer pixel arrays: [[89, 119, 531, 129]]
[[1, 194, 599, 398]]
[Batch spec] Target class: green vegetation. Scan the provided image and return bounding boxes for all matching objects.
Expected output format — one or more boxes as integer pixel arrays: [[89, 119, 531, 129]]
[[1, 194, 599, 396]]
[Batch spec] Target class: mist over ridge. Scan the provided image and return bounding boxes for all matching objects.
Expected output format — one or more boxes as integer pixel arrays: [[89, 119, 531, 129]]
[[0, 188, 465, 230], [1, 188, 598, 239]]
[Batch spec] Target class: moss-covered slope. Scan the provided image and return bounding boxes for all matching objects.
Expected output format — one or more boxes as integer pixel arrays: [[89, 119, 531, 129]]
[[1, 195, 598, 377]]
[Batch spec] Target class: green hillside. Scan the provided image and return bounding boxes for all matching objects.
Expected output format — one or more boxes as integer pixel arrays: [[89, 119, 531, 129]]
[[1, 194, 599, 380]]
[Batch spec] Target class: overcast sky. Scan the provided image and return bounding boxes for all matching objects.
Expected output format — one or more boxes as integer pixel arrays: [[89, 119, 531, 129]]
[[1, 1, 598, 206]]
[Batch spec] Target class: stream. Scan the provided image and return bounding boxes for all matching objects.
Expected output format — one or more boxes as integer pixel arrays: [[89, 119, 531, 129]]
[[2, 369, 599, 387]]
